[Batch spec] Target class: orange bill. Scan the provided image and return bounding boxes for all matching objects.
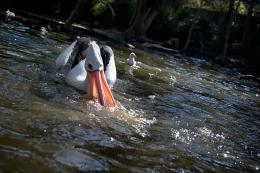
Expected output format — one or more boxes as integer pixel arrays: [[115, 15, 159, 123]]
[[87, 70, 116, 107]]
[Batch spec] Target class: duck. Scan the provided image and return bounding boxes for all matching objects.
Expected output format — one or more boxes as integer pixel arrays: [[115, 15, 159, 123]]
[[56, 37, 116, 107], [126, 52, 137, 66], [40, 27, 48, 35], [6, 9, 15, 18]]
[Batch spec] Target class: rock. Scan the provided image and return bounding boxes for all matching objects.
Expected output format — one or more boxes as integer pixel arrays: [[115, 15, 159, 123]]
[[230, 42, 242, 50], [148, 95, 156, 100], [54, 149, 108, 171], [125, 43, 135, 49], [91, 28, 124, 42], [142, 42, 179, 54], [239, 74, 260, 84], [160, 38, 179, 49]]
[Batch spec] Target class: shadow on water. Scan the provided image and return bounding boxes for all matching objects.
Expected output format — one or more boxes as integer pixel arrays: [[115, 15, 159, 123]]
[[0, 20, 259, 172]]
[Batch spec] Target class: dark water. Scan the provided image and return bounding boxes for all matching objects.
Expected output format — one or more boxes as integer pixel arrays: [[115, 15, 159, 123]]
[[0, 20, 259, 173]]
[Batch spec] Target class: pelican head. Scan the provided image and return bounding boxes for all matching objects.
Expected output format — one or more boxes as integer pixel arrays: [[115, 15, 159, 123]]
[[79, 40, 116, 107], [84, 41, 103, 72]]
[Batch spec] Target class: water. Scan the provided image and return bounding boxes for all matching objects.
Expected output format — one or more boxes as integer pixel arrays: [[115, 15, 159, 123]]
[[0, 20, 259, 173]]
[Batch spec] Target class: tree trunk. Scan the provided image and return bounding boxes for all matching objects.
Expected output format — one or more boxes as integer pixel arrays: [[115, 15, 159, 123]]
[[126, 0, 158, 38], [223, 0, 235, 59], [241, 0, 255, 48], [64, 0, 85, 30], [183, 20, 195, 51]]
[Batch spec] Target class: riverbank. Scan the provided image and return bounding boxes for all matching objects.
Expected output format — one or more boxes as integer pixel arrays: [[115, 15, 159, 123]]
[[1, 9, 259, 81]]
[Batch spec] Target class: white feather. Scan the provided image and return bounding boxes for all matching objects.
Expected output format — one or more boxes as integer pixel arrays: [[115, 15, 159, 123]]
[[56, 40, 77, 69], [105, 54, 117, 88], [85, 41, 103, 71], [65, 59, 88, 91]]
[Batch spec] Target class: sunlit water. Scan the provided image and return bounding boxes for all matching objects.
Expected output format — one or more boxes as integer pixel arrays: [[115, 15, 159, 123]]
[[0, 20, 259, 173]]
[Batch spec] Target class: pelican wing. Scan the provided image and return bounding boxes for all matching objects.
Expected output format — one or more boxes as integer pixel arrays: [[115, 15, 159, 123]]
[[56, 40, 77, 69]]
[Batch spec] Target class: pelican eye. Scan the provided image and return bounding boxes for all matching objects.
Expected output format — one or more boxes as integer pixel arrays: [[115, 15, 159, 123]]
[[88, 64, 93, 70]]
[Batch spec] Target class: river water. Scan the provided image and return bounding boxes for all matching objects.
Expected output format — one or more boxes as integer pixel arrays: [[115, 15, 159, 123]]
[[0, 20, 259, 173]]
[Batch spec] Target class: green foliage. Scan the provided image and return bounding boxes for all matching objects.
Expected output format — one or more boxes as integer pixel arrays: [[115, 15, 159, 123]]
[[152, 3, 219, 44], [159, 6, 192, 30], [90, 0, 115, 17], [235, 1, 247, 15], [181, 0, 246, 14], [91, 2, 107, 16], [48, 2, 62, 14], [111, 0, 135, 29]]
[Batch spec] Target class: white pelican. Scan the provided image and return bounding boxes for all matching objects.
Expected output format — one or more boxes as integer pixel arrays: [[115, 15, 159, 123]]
[[56, 37, 116, 107], [126, 52, 137, 66]]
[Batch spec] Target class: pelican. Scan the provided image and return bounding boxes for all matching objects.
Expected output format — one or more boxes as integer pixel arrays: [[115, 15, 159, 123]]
[[126, 53, 137, 66], [56, 37, 116, 107]]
